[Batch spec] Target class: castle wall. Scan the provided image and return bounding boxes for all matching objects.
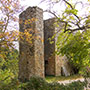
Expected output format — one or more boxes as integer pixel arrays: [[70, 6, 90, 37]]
[[19, 7, 44, 82], [44, 19, 55, 76], [44, 18, 61, 76], [19, 6, 73, 80]]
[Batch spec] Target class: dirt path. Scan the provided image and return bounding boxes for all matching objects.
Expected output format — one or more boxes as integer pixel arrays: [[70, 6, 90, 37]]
[[58, 78, 85, 85], [58, 78, 90, 90]]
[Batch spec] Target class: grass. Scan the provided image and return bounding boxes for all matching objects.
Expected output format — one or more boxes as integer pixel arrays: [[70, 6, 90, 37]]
[[45, 74, 83, 83]]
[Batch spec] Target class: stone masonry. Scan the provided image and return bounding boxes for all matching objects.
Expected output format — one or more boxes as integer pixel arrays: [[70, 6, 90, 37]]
[[44, 18, 61, 76], [19, 7, 44, 82], [19, 6, 73, 81]]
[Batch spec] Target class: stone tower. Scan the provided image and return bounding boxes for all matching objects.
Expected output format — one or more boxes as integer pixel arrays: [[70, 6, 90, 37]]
[[44, 18, 74, 76], [19, 7, 44, 82], [44, 18, 61, 76]]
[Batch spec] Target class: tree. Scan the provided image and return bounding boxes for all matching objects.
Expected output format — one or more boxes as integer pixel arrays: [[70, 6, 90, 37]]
[[0, 0, 22, 58], [0, 0, 37, 87], [56, 30, 90, 75], [42, 0, 90, 33], [41, 0, 90, 76], [0, 0, 23, 86]]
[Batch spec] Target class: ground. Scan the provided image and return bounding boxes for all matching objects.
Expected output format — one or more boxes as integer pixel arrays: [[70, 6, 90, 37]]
[[46, 75, 90, 90]]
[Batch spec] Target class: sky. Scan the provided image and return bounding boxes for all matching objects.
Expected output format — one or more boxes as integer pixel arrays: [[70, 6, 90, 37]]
[[14, 0, 90, 49], [20, 0, 66, 19], [20, 0, 90, 19], [20, 0, 50, 19]]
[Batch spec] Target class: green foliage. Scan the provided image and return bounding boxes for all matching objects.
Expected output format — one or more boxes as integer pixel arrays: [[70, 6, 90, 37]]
[[0, 76, 87, 90], [15, 77, 87, 90], [65, 81, 86, 90], [21, 77, 48, 90], [56, 30, 90, 75], [0, 78, 20, 90], [45, 75, 83, 83], [0, 49, 19, 88], [65, 8, 78, 15]]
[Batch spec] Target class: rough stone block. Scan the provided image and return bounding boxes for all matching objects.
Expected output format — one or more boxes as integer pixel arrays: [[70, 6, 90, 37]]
[[19, 7, 44, 82]]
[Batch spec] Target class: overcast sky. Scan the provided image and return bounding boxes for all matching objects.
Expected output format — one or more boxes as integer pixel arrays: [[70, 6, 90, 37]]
[[20, 0, 49, 19], [20, 0, 67, 19], [20, 0, 90, 19], [14, 0, 90, 49]]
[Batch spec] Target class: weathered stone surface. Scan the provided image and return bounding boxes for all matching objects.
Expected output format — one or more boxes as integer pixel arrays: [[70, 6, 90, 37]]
[[44, 18, 62, 76], [44, 18, 73, 76], [19, 6, 74, 80], [19, 7, 44, 82], [60, 55, 73, 76]]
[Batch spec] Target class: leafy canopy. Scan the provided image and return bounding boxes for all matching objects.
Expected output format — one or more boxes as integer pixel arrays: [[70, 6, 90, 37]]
[[56, 30, 90, 74]]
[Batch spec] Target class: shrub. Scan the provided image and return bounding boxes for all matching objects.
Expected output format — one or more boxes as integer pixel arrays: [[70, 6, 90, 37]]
[[21, 76, 48, 90], [66, 81, 87, 90], [0, 77, 87, 90], [21, 77, 87, 90]]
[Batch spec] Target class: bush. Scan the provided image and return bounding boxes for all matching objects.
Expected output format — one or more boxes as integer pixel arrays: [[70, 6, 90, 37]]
[[66, 81, 87, 90], [21, 76, 48, 90], [0, 78, 20, 90], [0, 77, 87, 90], [21, 77, 87, 90], [47, 82, 67, 90]]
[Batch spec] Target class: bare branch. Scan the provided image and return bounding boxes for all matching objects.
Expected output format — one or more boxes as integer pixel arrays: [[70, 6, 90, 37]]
[[63, 0, 80, 22], [44, 10, 58, 18]]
